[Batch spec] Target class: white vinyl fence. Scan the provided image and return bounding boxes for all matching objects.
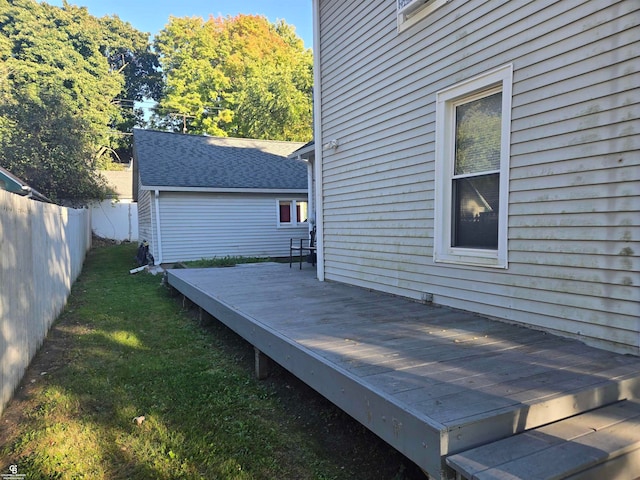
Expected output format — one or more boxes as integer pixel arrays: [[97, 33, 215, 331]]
[[0, 189, 91, 416], [91, 199, 138, 242]]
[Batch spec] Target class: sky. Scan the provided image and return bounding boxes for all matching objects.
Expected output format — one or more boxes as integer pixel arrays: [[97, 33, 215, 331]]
[[44, 0, 313, 49]]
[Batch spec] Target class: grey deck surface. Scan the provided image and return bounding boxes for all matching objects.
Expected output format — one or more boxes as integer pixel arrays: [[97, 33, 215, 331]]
[[446, 400, 640, 479], [167, 263, 640, 479]]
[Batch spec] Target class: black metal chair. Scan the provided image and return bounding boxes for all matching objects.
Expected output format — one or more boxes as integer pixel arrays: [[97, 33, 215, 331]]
[[289, 227, 316, 269]]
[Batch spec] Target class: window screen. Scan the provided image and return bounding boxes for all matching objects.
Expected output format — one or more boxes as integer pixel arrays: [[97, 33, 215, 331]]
[[451, 91, 502, 249]]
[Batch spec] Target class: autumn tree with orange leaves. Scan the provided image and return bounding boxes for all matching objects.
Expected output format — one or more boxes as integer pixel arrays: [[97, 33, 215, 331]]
[[153, 14, 313, 142]]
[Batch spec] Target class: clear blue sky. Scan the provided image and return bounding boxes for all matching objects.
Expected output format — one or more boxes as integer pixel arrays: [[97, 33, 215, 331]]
[[44, 0, 313, 49]]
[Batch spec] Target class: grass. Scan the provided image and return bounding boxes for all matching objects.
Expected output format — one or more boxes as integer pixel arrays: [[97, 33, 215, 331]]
[[0, 242, 422, 480], [182, 256, 272, 268]]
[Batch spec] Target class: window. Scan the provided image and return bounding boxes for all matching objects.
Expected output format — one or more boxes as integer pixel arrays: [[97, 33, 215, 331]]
[[434, 65, 512, 268], [279, 201, 292, 223], [296, 201, 308, 223], [397, 0, 448, 32], [278, 199, 308, 227]]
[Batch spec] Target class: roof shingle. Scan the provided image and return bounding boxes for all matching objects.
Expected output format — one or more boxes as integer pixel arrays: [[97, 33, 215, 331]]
[[133, 129, 307, 190]]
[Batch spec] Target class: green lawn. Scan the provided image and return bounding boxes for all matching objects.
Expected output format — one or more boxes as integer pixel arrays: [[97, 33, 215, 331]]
[[0, 244, 340, 479], [0, 244, 421, 480], [0, 242, 420, 480]]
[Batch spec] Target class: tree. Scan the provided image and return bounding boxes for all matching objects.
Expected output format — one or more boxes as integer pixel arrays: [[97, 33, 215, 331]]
[[153, 14, 312, 141], [98, 13, 162, 163], [235, 60, 312, 140], [0, 0, 159, 203], [0, 87, 109, 205]]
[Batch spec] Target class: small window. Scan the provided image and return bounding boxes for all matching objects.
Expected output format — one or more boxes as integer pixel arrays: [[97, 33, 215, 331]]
[[279, 201, 292, 223], [297, 201, 308, 223], [278, 199, 308, 227], [434, 65, 512, 268], [397, 0, 448, 32]]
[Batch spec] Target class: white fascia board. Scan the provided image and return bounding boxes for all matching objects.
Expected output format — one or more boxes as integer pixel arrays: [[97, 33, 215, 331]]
[[139, 185, 308, 195], [289, 144, 315, 160]]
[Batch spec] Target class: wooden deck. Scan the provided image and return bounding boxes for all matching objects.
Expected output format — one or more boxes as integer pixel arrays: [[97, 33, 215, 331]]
[[167, 263, 640, 480]]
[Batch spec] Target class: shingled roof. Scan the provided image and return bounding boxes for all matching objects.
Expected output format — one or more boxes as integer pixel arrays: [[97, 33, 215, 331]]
[[133, 129, 307, 191]]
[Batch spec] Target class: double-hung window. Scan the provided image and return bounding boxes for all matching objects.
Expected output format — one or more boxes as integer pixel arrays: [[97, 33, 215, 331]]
[[277, 199, 308, 227], [434, 65, 512, 268]]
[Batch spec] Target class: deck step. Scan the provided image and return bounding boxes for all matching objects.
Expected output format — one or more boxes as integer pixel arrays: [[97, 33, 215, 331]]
[[446, 400, 640, 480]]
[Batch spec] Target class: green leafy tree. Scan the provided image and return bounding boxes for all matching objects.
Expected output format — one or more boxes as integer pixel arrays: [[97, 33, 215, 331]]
[[0, 87, 109, 205], [0, 0, 159, 203], [152, 16, 231, 135], [154, 14, 312, 141], [99, 14, 162, 163]]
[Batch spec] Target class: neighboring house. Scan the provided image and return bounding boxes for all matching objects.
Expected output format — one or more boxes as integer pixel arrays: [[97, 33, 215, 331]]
[[0, 165, 51, 202], [133, 129, 307, 264], [91, 168, 138, 242], [311, 0, 639, 355]]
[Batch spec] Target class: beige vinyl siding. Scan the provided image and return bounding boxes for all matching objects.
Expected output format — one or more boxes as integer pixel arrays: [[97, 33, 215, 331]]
[[156, 192, 308, 263], [318, 0, 639, 354]]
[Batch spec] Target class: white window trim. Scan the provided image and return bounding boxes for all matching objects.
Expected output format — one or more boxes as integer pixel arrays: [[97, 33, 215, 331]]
[[397, 0, 449, 32], [434, 64, 513, 268], [276, 198, 308, 228]]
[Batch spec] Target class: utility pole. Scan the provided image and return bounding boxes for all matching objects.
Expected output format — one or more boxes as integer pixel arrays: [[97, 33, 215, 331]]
[[170, 112, 196, 133]]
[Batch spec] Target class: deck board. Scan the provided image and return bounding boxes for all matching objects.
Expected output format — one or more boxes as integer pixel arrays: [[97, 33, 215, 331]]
[[167, 263, 640, 480], [447, 400, 640, 480]]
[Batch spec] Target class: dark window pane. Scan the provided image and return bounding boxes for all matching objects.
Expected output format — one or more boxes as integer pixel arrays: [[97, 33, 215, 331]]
[[279, 202, 291, 223], [452, 173, 499, 249], [455, 92, 502, 175]]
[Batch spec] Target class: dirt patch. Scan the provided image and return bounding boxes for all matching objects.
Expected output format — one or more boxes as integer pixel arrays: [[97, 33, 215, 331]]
[[92, 234, 127, 247]]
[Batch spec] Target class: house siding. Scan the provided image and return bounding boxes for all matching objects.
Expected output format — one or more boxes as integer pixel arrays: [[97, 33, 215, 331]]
[[155, 192, 309, 263], [317, 0, 639, 354], [137, 187, 154, 254]]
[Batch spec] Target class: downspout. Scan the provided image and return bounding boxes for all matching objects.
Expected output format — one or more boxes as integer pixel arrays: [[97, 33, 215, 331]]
[[306, 160, 314, 234], [154, 189, 163, 265], [312, 0, 325, 281]]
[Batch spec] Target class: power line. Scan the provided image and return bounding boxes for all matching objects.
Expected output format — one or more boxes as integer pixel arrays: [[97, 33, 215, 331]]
[[113, 97, 224, 111], [113, 98, 158, 105]]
